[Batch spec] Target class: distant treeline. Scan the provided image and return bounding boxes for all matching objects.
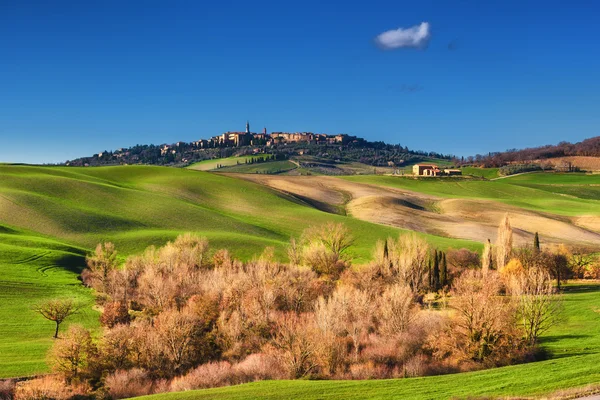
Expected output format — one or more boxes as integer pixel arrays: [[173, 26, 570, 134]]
[[468, 136, 600, 168]]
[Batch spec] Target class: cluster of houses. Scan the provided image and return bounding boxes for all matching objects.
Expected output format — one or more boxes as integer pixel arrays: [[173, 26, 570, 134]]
[[192, 122, 352, 148], [413, 163, 462, 176]]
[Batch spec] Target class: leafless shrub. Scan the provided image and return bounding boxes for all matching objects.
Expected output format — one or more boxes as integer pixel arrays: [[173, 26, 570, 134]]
[[14, 376, 90, 400], [105, 368, 154, 399], [403, 354, 427, 377], [169, 361, 234, 391], [233, 353, 285, 381]]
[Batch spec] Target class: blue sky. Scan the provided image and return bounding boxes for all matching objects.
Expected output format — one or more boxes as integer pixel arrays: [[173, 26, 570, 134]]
[[1, 0, 599, 163]]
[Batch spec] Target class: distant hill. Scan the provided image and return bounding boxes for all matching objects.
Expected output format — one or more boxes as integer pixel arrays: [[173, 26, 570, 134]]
[[473, 136, 600, 169], [65, 137, 454, 171]]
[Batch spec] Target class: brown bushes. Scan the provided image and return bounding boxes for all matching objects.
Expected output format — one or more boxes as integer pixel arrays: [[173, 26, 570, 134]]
[[170, 354, 283, 391], [14, 376, 90, 400], [55, 224, 568, 397], [104, 369, 155, 399]]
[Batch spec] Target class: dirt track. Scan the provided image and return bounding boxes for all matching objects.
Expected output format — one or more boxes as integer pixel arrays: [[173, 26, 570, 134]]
[[230, 174, 600, 248]]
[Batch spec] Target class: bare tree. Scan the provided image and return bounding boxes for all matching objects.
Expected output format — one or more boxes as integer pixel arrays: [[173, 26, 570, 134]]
[[509, 267, 562, 345], [84, 242, 119, 295], [450, 270, 515, 362], [272, 313, 319, 378], [154, 309, 202, 375], [50, 324, 96, 383], [388, 233, 430, 292], [301, 222, 354, 259], [378, 283, 416, 336], [33, 298, 81, 338]]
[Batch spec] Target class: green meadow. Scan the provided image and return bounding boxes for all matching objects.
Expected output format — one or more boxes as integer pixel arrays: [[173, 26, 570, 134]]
[[214, 160, 297, 174], [138, 282, 600, 400], [187, 155, 273, 171], [0, 230, 98, 378]]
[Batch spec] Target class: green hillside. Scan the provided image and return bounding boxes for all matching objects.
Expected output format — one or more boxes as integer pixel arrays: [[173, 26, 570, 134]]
[[215, 160, 297, 174], [460, 166, 500, 179], [0, 165, 476, 261], [0, 229, 98, 377], [187, 155, 272, 171], [137, 283, 600, 400]]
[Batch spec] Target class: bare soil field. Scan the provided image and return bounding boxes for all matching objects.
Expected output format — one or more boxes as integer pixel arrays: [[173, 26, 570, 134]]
[[231, 174, 600, 249]]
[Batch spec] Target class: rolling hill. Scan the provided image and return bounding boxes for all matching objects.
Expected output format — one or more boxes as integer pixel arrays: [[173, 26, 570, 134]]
[[0, 164, 478, 377], [235, 172, 600, 250], [1, 164, 599, 384]]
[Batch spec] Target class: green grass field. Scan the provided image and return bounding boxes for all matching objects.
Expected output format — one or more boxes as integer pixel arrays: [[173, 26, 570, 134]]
[[460, 166, 500, 179], [137, 282, 600, 400], [187, 155, 273, 171], [344, 172, 600, 217], [0, 229, 98, 378], [215, 160, 297, 174]]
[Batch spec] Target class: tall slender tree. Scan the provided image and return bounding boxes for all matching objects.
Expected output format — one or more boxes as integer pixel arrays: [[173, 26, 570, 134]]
[[482, 239, 493, 275], [496, 214, 513, 269], [433, 250, 440, 290], [441, 252, 448, 287]]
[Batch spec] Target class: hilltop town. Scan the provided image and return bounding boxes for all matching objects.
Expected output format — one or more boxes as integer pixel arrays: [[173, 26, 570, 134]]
[[198, 121, 351, 148], [66, 121, 451, 168]]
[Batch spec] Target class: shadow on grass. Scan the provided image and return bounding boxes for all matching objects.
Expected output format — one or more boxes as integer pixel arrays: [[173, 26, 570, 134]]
[[55, 253, 87, 275], [562, 284, 600, 294], [540, 334, 591, 344]]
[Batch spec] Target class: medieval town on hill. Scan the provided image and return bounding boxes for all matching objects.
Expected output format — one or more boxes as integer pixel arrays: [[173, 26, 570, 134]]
[[196, 121, 352, 148]]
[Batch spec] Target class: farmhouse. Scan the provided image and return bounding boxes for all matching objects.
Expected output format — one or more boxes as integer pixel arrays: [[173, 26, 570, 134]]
[[413, 164, 441, 176], [413, 164, 463, 176]]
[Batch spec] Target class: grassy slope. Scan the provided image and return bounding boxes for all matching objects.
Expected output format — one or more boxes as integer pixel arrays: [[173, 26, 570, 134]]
[[215, 160, 297, 174], [0, 165, 478, 261], [0, 229, 98, 378], [343, 173, 600, 216], [139, 283, 600, 400], [187, 155, 271, 171], [461, 166, 500, 179]]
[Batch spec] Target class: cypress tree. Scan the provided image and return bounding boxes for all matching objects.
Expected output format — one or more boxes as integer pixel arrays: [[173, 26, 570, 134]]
[[533, 232, 540, 253], [428, 258, 433, 290], [441, 252, 448, 287], [433, 250, 440, 290]]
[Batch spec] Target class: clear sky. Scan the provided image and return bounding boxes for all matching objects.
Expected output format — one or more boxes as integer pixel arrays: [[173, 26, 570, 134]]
[[1, 0, 599, 163]]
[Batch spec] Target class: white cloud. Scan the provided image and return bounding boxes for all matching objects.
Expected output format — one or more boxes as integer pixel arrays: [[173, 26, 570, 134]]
[[375, 22, 431, 50]]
